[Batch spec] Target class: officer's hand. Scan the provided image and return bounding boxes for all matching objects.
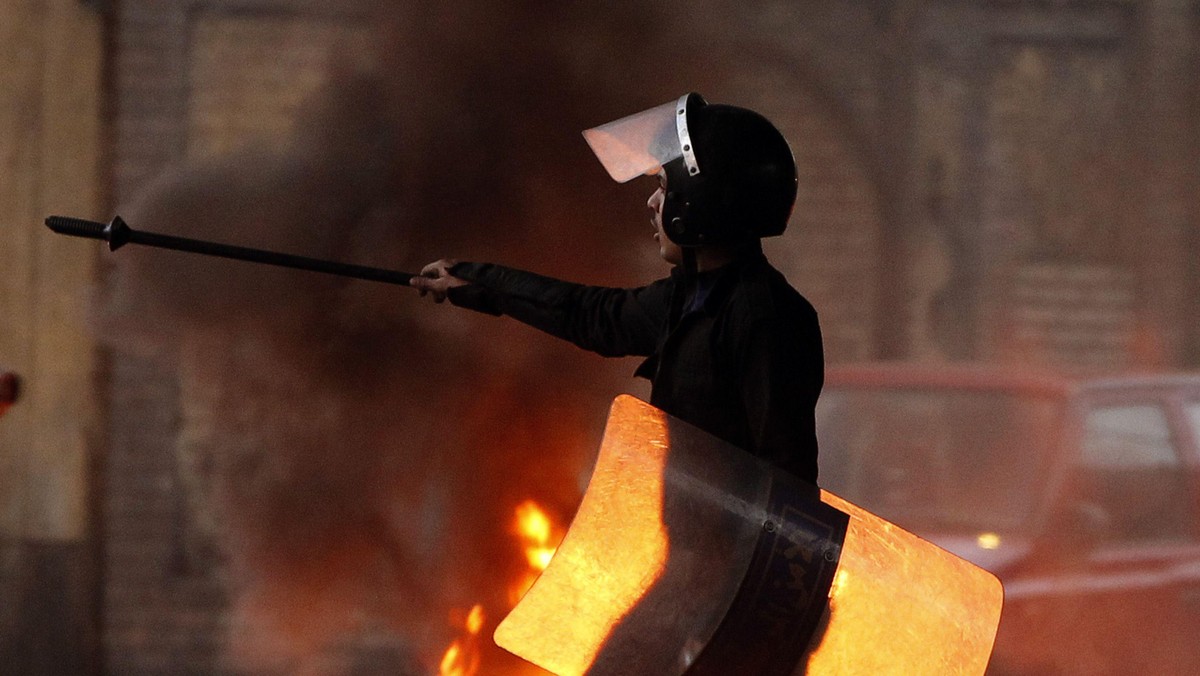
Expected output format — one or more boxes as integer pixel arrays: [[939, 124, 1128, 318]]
[[410, 259, 468, 303]]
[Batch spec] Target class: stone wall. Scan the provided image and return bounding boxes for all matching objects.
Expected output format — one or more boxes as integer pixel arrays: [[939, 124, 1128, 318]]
[[0, 1, 104, 674]]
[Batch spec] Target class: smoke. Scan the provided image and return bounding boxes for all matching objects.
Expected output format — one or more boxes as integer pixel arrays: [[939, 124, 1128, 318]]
[[99, 4, 669, 672]]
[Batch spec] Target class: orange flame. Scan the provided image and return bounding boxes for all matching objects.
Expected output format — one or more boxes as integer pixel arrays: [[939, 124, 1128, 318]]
[[436, 500, 563, 675], [439, 604, 484, 676], [509, 500, 561, 605]]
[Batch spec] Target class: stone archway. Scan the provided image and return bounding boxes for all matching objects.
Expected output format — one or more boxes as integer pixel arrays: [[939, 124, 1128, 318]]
[[715, 68, 886, 364]]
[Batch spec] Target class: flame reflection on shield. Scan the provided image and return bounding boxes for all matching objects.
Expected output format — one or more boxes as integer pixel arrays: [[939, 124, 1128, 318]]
[[494, 396, 1003, 676]]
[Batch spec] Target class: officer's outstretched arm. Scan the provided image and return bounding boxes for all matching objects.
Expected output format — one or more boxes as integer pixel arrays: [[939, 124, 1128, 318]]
[[426, 260, 670, 359]]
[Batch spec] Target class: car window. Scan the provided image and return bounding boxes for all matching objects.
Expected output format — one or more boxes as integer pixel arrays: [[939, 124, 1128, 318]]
[[817, 388, 1058, 532], [1080, 404, 1192, 543], [1082, 405, 1175, 468], [1185, 401, 1200, 452]]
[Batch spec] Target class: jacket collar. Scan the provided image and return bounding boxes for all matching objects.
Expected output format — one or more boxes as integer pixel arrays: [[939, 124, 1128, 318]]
[[668, 250, 770, 316]]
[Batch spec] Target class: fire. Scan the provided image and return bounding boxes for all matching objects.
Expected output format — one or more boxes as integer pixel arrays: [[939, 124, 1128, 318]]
[[510, 500, 561, 605], [439, 604, 485, 676], [436, 500, 563, 675]]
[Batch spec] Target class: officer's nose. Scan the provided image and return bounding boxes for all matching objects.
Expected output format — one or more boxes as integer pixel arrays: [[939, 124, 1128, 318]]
[[647, 187, 663, 211]]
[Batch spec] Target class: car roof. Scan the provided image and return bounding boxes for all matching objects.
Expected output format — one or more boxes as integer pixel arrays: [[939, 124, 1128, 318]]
[[825, 362, 1200, 398]]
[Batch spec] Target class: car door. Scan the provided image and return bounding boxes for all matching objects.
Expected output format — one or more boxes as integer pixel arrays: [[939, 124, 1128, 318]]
[[1170, 391, 1200, 665], [1042, 394, 1200, 674]]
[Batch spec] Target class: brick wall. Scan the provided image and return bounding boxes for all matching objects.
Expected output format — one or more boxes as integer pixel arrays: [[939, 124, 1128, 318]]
[[902, 0, 1199, 371], [1131, 0, 1197, 369], [999, 263, 1138, 372], [106, 3, 371, 673], [186, 13, 369, 160], [103, 357, 230, 675], [107, 0, 215, 667]]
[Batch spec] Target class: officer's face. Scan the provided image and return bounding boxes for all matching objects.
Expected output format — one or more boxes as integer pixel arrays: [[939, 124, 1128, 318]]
[[648, 171, 683, 265]]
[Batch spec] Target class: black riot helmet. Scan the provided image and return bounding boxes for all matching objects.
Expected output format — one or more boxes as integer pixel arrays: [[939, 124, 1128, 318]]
[[583, 93, 797, 247]]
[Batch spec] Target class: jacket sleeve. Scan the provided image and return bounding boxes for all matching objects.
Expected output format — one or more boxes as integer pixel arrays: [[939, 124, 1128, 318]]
[[733, 308, 824, 484], [445, 262, 671, 358]]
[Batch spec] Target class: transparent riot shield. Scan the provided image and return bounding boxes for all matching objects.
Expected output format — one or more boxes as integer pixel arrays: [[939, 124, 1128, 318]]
[[494, 395, 1003, 676]]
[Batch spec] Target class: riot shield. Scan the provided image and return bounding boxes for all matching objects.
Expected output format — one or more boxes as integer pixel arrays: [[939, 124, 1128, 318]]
[[494, 395, 1003, 675]]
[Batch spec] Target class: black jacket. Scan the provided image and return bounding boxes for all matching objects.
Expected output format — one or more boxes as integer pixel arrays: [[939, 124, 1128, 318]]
[[446, 253, 823, 483]]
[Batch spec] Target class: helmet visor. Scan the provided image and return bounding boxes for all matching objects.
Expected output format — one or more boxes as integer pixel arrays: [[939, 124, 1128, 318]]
[[583, 95, 698, 183]]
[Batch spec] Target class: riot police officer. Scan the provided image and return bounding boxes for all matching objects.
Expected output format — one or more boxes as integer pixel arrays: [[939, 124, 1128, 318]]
[[411, 93, 823, 483]]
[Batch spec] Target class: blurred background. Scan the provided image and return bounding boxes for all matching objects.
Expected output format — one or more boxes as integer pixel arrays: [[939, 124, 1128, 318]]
[[0, 0, 1197, 674]]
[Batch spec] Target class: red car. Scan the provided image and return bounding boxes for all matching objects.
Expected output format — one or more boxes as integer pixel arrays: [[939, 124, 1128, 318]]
[[817, 363, 1200, 675]]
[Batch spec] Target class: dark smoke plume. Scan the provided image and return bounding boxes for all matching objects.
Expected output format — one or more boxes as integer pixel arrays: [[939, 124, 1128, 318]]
[[100, 4, 670, 672]]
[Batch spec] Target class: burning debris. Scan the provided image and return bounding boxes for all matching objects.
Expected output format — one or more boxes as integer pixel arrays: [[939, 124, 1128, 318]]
[[435, 500, 563, 676]]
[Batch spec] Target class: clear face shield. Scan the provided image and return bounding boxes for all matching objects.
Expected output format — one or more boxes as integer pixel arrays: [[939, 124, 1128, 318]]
[[582, 93, 703, 183]]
